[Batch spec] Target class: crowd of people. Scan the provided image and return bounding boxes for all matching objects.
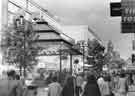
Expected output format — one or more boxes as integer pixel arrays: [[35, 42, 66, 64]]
[[47, 71, 135, 96], [0, 69, 135, 96], [0, 70, 25, 96]]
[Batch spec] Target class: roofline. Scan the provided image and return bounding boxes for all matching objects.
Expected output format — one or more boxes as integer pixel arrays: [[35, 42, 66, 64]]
[[35, 39, 73, 46]]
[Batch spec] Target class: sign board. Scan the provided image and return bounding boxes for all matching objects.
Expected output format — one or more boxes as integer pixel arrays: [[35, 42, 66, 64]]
[[133, 40, 135, 50], [121, 0, 135, 33], [110, 2, 121, 16], [132, 54, 135, 65]]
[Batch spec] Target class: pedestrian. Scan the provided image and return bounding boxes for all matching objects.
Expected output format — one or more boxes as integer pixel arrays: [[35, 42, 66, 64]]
[[127, 74, 135, 96], [112, 74, 120, 96], [82, 74, 101, 96], [61, 76, 75, 96], [97, 75, 104, 85], [76, 73, 83, 96], [116, 73, 128, 96], [97, 75, 104, 94], [48, 76, 62, 96], [46, 72, 53, 84], [0, 70, 23, 96], [81, 73, 87, 96], [15, 74, 20, 80], [99, 75, 112, 96]]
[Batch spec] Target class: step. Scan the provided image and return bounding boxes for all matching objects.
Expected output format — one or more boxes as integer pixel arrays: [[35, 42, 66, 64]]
[[33, 24, 52, 31], [35, 30, 59, 34], [36, 21, 48, 25]]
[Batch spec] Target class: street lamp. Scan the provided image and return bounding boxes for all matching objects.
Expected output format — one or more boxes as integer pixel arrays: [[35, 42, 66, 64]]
[[79, 41, 88, 72], [20, 15, 24, 25], [59, 42, 63, 82], [15, 15, 26, 76]]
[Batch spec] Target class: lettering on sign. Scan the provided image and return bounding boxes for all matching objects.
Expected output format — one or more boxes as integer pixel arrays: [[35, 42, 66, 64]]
[[124, 8, 135, 15], [123, 17, 135, 22], [122, 8, 135, 22], [121, 0, 135, 33]]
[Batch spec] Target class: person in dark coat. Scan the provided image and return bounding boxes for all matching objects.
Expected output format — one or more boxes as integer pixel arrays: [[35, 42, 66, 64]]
[[83, 75, 101, 96], [61, 76, 75, 96]]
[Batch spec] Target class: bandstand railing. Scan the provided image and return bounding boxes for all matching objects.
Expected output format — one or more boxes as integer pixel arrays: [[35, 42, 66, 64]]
[[8, 0, 75, 45]]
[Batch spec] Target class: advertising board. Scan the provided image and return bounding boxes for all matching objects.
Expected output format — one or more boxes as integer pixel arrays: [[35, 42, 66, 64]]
[[121, 0, 135, 33]]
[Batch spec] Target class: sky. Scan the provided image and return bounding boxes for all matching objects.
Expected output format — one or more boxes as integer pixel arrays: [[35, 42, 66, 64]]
[[6, 0, 133, 60], [32, 0, 133, 60]]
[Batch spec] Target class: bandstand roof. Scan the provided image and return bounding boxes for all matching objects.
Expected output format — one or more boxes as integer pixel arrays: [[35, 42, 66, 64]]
[[34, 21, 82, 56], [7, 0, 82, 56]]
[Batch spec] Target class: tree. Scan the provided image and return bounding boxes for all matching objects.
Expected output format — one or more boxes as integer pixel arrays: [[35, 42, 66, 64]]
[[104, 40, 114, 65], [4, 16, 42, 76], [104, 40, 126, 70], [87, 39, 105, 73], [107, 40, 114, 53]]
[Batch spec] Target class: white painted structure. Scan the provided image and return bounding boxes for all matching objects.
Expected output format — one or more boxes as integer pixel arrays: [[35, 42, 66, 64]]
[[1, 0, 103, 73], [62, 25, 95, 42], [0, 0, 8, 66]]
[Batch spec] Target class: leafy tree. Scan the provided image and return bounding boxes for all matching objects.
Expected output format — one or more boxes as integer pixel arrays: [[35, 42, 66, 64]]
[[87, 39, 105, 72], [107, 40, 114, 53], [104, 40, 126, 70], [3, 16, 42, 76], [104, 40, 114, 66]]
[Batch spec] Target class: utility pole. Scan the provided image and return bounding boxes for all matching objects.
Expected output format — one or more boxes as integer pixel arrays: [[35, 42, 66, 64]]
[[82, 46, 85, 72]]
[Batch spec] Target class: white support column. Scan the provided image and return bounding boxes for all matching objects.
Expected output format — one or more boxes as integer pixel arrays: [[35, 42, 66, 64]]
[[2, 0, 8, 27], [0, 0, 2, 66], [0, 0, 8, 65]]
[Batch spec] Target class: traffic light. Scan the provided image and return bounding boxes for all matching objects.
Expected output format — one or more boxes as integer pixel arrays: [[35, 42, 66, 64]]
[[132, 54, 135, 64]]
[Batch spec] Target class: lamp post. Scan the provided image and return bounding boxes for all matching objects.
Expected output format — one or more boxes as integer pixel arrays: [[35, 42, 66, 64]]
[[80, 45, 85, 73], [15, 15, 26, 76], [59, 49, 62, 74], [79, 41, 88, 73], [59, 42, 63, 82], [21, 15, 27, 77]]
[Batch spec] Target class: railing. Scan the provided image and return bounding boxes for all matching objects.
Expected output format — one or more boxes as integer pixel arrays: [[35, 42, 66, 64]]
[[26, 0, 53, 17], [24, 0, 63, 33], [8, 0, 60, 28], [8, 0, 75, 45], [8, 0, 32, 15]]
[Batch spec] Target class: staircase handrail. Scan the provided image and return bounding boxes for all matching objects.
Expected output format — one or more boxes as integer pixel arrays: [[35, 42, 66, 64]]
[[8, 0, 75, 45], [9, 0, 32, 15]]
